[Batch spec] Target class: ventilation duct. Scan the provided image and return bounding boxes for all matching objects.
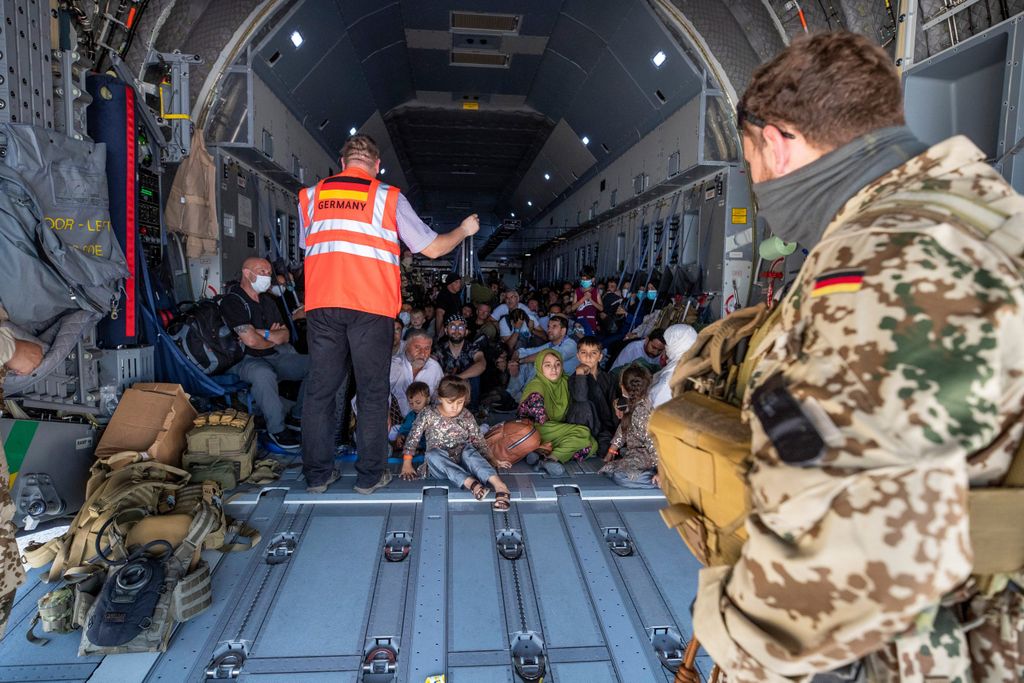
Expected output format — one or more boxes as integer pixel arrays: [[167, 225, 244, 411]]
[[450, 11, 520, 34], [450, 50, 511, 68]]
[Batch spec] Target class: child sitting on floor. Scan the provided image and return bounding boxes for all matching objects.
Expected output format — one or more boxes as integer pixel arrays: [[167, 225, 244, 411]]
[[401, 375, 512, 510], [600, 365, 660, 489], [391, 381, 430, 452]]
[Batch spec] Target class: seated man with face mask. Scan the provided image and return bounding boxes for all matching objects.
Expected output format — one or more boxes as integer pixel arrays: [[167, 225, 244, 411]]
[[221, 257, 310, 451]]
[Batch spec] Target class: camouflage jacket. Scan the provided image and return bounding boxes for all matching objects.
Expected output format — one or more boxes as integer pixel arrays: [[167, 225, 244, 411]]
[[0, 327, 26, 637], [693, 136, 1024, 682]]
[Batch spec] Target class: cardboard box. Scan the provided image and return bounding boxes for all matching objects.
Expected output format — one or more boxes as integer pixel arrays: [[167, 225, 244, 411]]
[[96, 383, 197, 467]]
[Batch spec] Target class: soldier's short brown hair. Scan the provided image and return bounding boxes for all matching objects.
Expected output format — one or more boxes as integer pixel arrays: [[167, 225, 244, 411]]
[[738, 32, 904, 150], [340, 134, 380, 166]]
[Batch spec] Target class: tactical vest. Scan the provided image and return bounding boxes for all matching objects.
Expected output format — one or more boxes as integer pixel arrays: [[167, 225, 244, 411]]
[[651, 190, 1024, 680], [78, 499, 219, 655], [298, 167, 402, 318]]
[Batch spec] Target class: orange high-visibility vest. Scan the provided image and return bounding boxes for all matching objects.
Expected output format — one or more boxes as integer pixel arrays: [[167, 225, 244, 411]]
[[299, 167, 401, 317]]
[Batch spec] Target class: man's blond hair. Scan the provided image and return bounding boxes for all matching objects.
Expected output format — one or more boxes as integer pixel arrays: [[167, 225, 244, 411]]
[[340, 134, 380, 167]]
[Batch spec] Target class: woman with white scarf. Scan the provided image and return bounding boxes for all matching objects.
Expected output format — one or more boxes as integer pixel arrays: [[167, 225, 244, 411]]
[[648, 324, 697, 408]]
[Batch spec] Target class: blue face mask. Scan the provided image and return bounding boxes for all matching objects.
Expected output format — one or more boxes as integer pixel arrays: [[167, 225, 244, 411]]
[[646, 290, 658, 301], [580, 279, 593, 289]]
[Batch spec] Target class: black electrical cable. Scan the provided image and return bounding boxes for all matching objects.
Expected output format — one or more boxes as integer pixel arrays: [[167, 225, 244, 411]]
[[815, 0, 833, 30]]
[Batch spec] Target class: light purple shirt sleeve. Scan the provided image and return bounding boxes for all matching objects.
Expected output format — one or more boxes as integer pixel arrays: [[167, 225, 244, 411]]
[[396, 194, 438, 254]]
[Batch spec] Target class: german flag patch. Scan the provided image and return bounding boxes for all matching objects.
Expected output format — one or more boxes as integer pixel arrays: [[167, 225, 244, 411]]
[[811, 270, 864, 297]]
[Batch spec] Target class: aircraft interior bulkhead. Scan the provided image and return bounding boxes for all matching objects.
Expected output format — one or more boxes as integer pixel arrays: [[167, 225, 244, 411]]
[[0, 1, 1021, 681]]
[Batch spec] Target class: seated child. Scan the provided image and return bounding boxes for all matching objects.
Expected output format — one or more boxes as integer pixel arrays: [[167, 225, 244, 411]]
[[599, 365, 660, 489], [403, 308, 429, 340], [390, 381, 430, 452], [401, 375, 512, 510], [567, 336, 619, 459]]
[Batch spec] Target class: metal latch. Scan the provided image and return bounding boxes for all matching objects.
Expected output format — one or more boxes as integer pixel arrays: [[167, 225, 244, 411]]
[[496, 528, 524, 560], [361, 636, 399, 683], [510, 631, 546, 681], [649, 626, 684, 672], [383, 531, 412, 562], [265, 531, 298, 564], [603, 527, 634, 557], [206, 641, 247, 679]]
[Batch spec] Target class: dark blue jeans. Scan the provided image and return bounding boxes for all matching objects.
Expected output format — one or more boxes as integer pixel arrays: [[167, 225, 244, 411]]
[[302, 308, 393, 489]]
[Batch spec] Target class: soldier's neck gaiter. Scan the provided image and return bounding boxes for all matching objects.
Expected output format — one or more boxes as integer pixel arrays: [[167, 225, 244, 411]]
[[751, 126, 927, 250]]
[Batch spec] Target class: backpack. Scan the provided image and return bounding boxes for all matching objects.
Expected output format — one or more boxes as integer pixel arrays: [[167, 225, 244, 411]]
[[485, 419, 542, 465], [78, 498, 221, 655], [167, 297, 244, 375]]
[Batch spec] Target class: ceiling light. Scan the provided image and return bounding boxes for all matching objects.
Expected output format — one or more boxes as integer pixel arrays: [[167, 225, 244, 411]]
[[380, 168, 386, 175], [349, 127, 357, 136], [510, 212, 516, 217], [543, 173, 550, 180], [524, 253, 531, 257], [527, 200, 533, 207], [290, 31, 303, 48], [652, 50, 667, 68], [581, 136, 590, 146]]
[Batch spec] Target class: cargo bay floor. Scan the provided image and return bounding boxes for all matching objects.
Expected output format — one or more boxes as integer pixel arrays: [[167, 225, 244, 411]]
[[0, 456, 714, 683]]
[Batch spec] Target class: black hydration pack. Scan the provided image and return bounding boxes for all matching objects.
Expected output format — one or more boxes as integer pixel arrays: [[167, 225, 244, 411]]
[[167, 297, 243, 375], [85, 541, 170, 648]]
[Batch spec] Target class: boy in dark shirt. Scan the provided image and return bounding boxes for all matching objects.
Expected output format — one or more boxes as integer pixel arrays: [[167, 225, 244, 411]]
[[566, 336, 619, 459]]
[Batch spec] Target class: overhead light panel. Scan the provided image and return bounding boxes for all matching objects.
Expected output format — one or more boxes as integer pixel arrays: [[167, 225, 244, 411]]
[[543, 173, 550, 180], [290, 31, 303, 48], [652, 51, 667, 67], [510, 212, 516, 217], [524, 253, 531, 256], [581, 135, 590, 146], [527, 200, 533, 207], [349, 126, 357, 136], [380, 168, 386, 175]]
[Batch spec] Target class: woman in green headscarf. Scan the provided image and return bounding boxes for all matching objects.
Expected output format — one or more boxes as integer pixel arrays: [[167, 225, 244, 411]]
[[518, 349, 598, 463]]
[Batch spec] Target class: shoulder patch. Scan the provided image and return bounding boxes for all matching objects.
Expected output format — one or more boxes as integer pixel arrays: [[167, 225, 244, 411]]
[[811, 269, 864, 297]]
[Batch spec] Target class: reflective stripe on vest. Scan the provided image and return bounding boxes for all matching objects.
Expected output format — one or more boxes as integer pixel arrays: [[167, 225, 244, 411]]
[[300, 170, 402, 317]]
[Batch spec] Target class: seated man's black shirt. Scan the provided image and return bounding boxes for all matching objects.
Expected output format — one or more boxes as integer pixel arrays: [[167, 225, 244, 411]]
[[220, 285, 285, 358]]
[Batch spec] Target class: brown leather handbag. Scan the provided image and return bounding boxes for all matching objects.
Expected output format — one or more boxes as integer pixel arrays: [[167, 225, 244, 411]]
[[484, 419, 542, 465]]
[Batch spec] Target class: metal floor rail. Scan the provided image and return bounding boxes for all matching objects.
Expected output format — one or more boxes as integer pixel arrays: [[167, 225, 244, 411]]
[[0, 461, 714, 683]]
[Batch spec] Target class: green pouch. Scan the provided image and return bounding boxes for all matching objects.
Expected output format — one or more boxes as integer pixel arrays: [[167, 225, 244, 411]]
[[187, 460, 238, 491]]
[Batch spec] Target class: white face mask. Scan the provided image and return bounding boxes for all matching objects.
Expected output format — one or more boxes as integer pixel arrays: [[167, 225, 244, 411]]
[[399, 311, 411, 326], [270, 284, 286, 297], [251, 274, 272, 293]]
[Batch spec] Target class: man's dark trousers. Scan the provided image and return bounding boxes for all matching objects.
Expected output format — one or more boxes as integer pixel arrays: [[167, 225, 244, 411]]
[[302, 308, 393, 489]]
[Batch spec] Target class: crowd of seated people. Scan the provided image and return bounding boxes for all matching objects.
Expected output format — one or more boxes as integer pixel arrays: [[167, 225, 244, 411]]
[[379, 265, 701, 493], [216, 257, 699, 496]]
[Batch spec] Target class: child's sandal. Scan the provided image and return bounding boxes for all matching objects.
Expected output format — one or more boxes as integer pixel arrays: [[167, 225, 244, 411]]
[[469, 480, 490, 501], [492, 491, 511, 511]]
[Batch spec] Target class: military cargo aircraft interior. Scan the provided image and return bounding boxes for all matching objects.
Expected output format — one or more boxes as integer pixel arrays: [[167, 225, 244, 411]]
[[1, 1, 1023, 681]]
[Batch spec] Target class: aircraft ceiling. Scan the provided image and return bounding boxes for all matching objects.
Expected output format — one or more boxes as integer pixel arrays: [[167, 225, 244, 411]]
[[123, 0, 1010, 259]]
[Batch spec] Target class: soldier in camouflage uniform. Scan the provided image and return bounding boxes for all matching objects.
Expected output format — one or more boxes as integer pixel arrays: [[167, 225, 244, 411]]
[[691, 33, 1024, 682], [0, 325, 43, 638]]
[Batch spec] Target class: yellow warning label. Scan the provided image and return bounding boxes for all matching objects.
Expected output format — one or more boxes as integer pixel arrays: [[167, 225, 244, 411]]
[[731, 208, 748, 224], [462, 102, 479, 110], [425, 676, 446, 683]]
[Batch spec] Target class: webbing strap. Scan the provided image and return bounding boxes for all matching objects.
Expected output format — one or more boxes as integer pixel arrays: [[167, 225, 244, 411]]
[[25, 613, 47, 646], [1003, 430, 1024, 487], [215, 517, 262, 553]]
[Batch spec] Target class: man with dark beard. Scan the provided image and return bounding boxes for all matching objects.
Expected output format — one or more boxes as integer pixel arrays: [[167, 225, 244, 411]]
[[433, 315, 486, 407]]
